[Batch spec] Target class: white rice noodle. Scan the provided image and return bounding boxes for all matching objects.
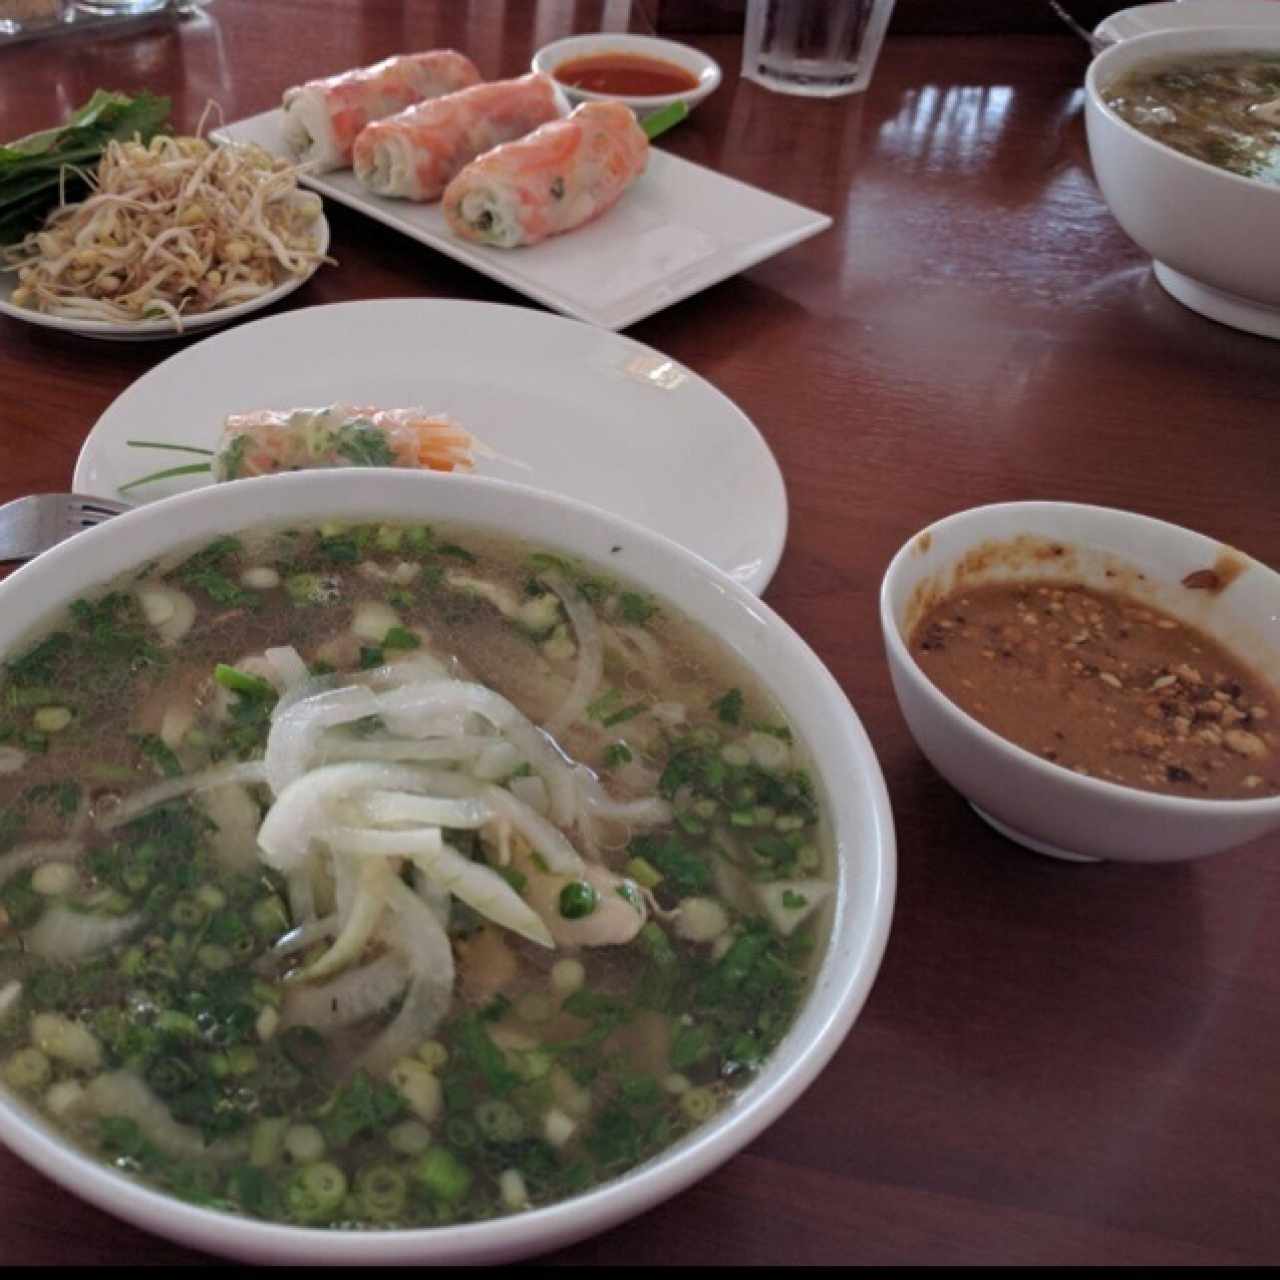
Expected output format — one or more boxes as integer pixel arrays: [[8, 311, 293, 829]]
[[24, 906, 142, 961], [541, 570, 604, 741], [257, 761, 467, 870], [325, 826, 553, 948], [0, 838, 85, 883], [265, 684, 381, 794], [358, 879, 455, 1075], [98, 760, 267, 832], [291, 857, 395, 983], [280, 950, 410, 1031]]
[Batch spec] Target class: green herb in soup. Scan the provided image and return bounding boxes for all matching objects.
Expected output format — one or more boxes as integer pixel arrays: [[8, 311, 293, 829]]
[[0, 522, 832, 1228], [1103, 52, 1280, 184]]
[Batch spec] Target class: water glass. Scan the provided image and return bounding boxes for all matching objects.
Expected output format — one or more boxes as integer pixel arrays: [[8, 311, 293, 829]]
[[74, 0, 168, 14], [741, 0, 897, 98], [0, 0, 68, 35]]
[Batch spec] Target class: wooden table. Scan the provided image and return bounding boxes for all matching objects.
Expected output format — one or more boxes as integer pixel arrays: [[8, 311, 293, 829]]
[[3, 0, 1280, 1266]]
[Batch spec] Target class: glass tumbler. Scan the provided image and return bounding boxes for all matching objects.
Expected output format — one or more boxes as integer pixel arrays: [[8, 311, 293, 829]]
[[741, 0, 897, 98]]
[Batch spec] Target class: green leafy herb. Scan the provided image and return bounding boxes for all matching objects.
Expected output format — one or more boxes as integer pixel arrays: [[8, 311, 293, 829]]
[[0, 90, 171, 246], [711, 688, 744, 725], [334, 420, 396, 468]]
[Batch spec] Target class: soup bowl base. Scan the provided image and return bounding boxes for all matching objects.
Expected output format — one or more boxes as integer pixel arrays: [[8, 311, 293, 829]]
[[1153, 261, 1280, 341], [969, 805, 1104, 864]]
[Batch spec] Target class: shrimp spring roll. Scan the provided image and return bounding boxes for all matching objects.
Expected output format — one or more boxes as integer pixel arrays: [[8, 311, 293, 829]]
[[354, 73, 564, 202], [214, 406, 478, 481], [282, 51, 481, 172], [442, 100, 648, 248]]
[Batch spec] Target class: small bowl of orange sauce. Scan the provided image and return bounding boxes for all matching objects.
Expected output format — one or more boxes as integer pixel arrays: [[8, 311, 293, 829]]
[[532, 33, 722, 117]]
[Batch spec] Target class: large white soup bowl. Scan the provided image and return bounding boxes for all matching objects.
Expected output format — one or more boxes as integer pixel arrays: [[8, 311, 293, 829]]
[[0, 469, 894, 1264], [1085, 26, 1280, 338]]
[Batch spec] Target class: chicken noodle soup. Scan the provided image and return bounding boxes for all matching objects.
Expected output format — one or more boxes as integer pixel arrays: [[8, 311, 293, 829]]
[[1103, 51, 1280, 185], [0, 520, 832, 1228]]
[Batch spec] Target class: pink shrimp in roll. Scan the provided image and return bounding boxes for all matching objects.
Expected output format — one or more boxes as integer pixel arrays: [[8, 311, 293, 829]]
[[353, 73, 565, 202], [442, 100, 648, 248], [281, 51, 481, 172]]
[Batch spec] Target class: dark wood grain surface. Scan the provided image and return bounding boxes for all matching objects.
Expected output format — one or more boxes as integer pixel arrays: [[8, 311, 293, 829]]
[[3, 0, 1280, 1266]]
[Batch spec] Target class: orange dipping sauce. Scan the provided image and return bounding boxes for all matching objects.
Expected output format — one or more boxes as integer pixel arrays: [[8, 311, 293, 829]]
[[554, 52, 700, 97]]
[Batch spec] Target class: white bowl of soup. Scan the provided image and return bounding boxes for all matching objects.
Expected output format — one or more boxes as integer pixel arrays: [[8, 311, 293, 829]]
[[0, 469, 893, 1263], [1085, 26, 1280, 339], [880, 501, 1280, 864]]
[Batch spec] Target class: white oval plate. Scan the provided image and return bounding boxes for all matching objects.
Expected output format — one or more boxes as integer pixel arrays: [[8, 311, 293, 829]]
[[1096, 0, 1280, 44], [0, 211, 328, 342], [73, 298, 788, 593]]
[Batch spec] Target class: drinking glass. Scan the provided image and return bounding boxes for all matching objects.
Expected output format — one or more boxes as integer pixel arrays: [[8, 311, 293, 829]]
[[74, 0, 167, 15], [741, 0, 897, 98], [0, 0, 68, 35]]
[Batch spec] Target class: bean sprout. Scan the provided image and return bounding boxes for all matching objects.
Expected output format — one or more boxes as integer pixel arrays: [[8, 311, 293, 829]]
[[2, 134, 329, 330]]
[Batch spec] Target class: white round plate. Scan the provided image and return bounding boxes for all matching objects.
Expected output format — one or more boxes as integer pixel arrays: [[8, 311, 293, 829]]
[[73, 298, 788, 593], [1096, 0, 1280, 44], [0, 212, 328, 343]]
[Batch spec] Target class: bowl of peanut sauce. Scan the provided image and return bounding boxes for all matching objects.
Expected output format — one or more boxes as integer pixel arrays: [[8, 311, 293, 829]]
[[880, 502, 1280, 863]]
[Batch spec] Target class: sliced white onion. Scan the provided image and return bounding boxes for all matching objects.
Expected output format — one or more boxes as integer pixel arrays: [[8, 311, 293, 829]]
[[280, 951, 409, 1030], [264, 645, 310, 691], [359, 791, 494, 831], [24, 907, 142, 961], [483, 785, 584, 875], [258, 761, 473, 870], [98, 760, 267, 832], [326, 826, 552, 948], [136, 584, 196, 645], [541, 569, 604, 741], [265, 683, 382, 794], [358, 879, 455, 1075], [291, 858, 395, 983]]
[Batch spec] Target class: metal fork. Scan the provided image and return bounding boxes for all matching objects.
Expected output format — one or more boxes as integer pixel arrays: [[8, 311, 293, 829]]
[[0, 493, 130, 563]]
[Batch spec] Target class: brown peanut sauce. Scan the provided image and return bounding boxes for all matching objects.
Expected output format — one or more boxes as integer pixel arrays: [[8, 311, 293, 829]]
[[910, 579, 1280, 799]]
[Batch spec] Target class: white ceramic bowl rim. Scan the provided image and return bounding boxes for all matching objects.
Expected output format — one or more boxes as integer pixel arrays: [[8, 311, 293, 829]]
[[881, 500, 1280, 820], [1086, 25, 1280, 198], [0, 468, 894, 1264], [532, 32, 722, 104]]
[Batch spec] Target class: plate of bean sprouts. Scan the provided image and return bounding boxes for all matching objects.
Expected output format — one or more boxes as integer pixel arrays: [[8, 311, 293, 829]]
[[0, 133, 330, 341]]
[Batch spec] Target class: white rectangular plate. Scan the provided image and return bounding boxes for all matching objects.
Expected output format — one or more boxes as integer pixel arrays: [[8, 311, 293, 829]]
[[216, 109, 832, 330]]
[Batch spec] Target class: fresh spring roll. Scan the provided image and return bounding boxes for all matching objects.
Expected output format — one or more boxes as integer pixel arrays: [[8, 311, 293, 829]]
[[442, 100, 648, 248], [281, 50, 482, 172], [353, 73, 565, 202], [214, 406, 478, 481]]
